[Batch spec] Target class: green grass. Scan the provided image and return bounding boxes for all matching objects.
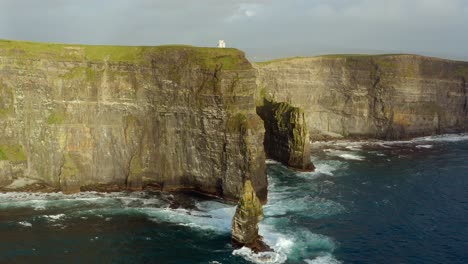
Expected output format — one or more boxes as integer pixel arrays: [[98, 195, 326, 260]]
[[0, 83, 14, 118], [456, 66, 468, 77], [227, 113, 248, 132], [47, 112, 65, 125], [61, 67, 100, 81], [255, 56, 306, 65], [0, 144, 27, 161], [319, 53, 409, 58], [256, 54, 414, 65], [61, 154, 79, 178], [0, 149, 7, 160], [0, 108, 13, 118], [0, 39, 250, 70]]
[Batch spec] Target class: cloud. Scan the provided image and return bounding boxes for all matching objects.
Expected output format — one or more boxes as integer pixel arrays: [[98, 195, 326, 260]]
[[226, 3, 265, 21], [0, 0, 466, 60]]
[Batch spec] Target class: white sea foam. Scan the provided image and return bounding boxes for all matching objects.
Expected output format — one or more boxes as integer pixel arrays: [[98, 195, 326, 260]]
[[43, 214, 66, 222], [314, 133, 468, 151], [314, 163, 338, 176], [416, 144, 433, 149], [323, 149, 365, 161], [32, 202, 47, 211], [266, 159, 281, 165], [252, 223, 339, 264], [0, 187, 344, 264], [297, 162, 339, 178], [305, 255, 342, 264], [233, 247, 287, 264], [414, 133, 468, 142], [259, 224, 294, 255], [144, 201, 236, 233], [18, 221, 32, 227], [337, 153, 364, 161], [345, 145, 362, 151]]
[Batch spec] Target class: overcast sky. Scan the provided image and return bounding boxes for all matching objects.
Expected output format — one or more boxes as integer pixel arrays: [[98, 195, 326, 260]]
[[0, 0, 467, 61]]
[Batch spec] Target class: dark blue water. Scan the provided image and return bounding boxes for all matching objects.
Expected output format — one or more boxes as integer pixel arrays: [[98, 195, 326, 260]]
[[315, 138, 468, 264], [0, 135, 467, 263]]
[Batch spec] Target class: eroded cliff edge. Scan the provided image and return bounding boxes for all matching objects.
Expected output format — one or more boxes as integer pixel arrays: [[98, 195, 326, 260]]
[[0, 39, 267, 202], [256, 55, 468, 142]]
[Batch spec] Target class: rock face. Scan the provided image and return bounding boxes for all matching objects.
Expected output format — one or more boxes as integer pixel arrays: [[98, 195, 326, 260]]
[[257, 55, 468, 140], [0, 39, 267, 202], [256, 98, 313, 170], [231, 180, 267, 251]]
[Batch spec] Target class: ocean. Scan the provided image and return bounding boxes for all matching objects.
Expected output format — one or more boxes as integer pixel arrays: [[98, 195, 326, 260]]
[[0, 134, 467, 264]]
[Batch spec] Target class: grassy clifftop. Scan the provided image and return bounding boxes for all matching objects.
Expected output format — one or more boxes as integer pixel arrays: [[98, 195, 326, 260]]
[[0, 39, 251, 70], [256, 53, 468, 79], [256, 53, 468, 65]]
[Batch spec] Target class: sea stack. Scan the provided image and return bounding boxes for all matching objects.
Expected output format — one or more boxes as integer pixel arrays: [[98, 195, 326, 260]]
[[231, 180, 269, 252]]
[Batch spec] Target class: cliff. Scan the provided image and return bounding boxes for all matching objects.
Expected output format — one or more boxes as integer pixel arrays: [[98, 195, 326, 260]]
[[256, 54, 468, 168], [0, 39, 267, 202], [2, 39, 468, 199]]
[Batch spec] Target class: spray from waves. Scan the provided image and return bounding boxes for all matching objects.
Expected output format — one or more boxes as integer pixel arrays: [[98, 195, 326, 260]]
[[232, 224, 338, 264], [297, 160, 345, 178], [233, 163, 345, 264], [1, 160, 349, 264], [233, 247, 287, 264]]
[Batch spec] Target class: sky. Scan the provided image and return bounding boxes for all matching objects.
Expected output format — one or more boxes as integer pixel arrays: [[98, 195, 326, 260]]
[[0, 0, 467, 61]]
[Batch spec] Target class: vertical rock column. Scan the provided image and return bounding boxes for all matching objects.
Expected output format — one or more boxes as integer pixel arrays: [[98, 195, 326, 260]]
[[257, 98, 314, 171], [232, 180, 269, 252]]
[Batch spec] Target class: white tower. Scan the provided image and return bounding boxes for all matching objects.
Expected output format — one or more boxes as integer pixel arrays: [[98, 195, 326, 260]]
[[217, 40, 226, 48]]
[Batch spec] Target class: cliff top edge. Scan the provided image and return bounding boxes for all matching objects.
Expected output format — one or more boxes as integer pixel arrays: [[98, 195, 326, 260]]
[[0, 39, 251, 70], [255, 54, 468, 66]]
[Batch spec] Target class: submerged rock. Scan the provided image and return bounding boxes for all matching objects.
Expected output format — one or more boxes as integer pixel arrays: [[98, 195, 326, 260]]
[[232, 180, 270, 252]]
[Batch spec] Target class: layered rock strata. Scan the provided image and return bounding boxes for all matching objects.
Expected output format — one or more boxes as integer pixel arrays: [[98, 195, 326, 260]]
[[256, 55, 468, 140], [231, 180, 268, 252], [0, 39, 267, 202], [256, 98, 313, 170]]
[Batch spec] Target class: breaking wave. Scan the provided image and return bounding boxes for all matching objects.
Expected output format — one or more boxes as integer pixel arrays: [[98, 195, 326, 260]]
[[0, 156, 350, 264], [314, 133, 468, 149], [232, 247, 287, 264], [305, 255, 342, 264], [323, 149, 365, 161]]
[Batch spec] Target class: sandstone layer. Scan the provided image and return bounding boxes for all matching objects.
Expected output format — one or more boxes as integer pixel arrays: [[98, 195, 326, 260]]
[[256, 55, 468, 141], [0, 39, 267, 202]]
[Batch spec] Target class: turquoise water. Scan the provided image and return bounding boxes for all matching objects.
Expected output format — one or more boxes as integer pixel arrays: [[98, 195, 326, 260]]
[[0, 135, 467, 263]]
